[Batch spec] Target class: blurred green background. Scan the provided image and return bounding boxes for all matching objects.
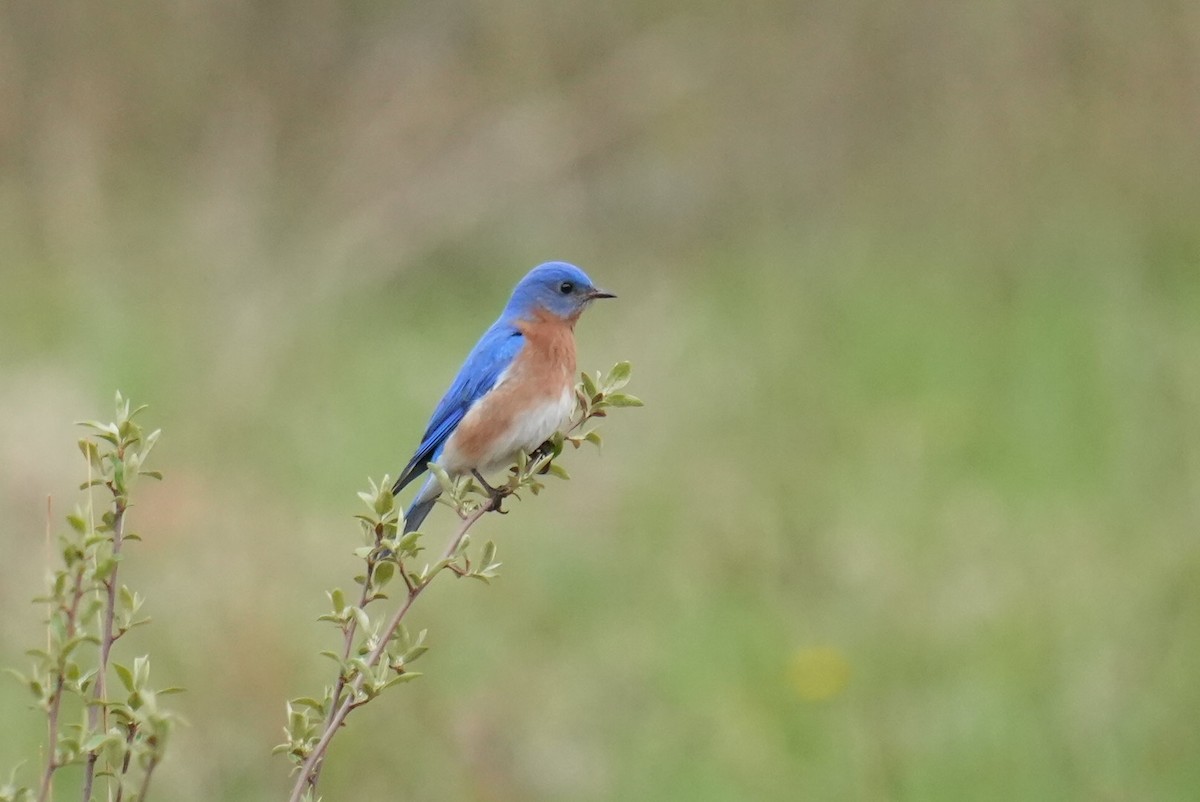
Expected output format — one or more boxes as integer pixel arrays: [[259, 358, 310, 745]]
[[3, 1, 1199, 799]]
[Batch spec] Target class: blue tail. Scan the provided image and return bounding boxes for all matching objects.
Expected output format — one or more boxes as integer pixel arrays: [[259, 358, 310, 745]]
[[403, 496, 437, 534], [402, 475, 439, 534]]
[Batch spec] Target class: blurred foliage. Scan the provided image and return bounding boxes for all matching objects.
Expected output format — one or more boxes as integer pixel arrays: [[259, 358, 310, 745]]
[[4, 395, 177, 802], [2, 0, 1199, 800]]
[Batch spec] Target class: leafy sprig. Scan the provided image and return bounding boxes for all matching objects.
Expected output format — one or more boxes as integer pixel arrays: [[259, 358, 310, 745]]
[[281, 363, 641, 802], [3, 393, 179, 802]]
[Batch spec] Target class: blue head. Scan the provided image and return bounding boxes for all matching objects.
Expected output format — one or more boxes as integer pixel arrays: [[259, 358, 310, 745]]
[[502, 261, 615, 321]]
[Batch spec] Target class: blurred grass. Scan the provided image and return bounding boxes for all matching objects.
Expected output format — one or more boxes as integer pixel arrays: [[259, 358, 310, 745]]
[[2, 1, 1200, 800]]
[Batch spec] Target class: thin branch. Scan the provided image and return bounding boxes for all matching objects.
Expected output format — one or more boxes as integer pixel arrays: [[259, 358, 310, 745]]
[[38, 556, 88, 802], [397, 556, 417, 595], [287, 501, 493, 802], [114, 723, 136, 802], [135, 755, 160, 802], [37, 495, 58, 802], [35, 674, 64, 802], [82, 494, 127, 802], [306, 548, 379, 790]]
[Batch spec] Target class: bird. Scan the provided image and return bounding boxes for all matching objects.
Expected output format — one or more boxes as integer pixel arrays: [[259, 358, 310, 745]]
[[392, 262, 615, 533]]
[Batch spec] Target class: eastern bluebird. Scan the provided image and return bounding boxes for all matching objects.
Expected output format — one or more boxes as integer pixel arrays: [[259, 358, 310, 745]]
[[392, 262, 615, 533]]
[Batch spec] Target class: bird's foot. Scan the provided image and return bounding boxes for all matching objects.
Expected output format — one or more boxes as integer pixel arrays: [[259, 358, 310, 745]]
[[472, 470, 509, 514]]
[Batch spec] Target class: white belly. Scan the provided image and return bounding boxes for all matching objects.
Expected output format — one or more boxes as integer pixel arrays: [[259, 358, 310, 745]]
[[441, 386, 574, 477]]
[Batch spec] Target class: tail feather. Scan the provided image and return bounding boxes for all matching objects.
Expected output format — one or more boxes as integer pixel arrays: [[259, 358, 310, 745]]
[[403, 496, 438, 534], [402, 474, 440, 533]]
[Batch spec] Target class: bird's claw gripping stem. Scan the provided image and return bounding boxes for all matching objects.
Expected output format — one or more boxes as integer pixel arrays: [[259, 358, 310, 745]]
[[471, 470, 509, 514]]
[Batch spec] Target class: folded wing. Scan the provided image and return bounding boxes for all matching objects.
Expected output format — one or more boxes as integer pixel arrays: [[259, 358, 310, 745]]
[[391, 323, 525, 495]]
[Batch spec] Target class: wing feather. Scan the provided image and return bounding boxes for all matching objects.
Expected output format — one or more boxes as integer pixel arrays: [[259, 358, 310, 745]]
[[391, 322, 524, 494]]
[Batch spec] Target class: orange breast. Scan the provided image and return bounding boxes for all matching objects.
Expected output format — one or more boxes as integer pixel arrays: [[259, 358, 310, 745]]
[[512, 305, 578, 392], [449, 307, 577, 466]]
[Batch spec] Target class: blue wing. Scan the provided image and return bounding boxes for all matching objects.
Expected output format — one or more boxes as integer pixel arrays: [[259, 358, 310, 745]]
[[391, 321, 524, 495]]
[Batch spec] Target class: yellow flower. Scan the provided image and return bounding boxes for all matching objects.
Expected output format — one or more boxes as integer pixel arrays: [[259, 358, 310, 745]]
[[789, 646, 850, 701]]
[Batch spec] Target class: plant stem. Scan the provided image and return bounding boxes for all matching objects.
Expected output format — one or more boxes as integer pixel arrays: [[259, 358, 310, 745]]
[[38, 561, 88, 802], [307, 554, 378, 789], [136, 755, 159, 802], [113, 722, 137, 802], [82, 494, 127, 802], [37, 496, 58, 802], [35, 674, 63, 802], [287, 502, 492, 802]]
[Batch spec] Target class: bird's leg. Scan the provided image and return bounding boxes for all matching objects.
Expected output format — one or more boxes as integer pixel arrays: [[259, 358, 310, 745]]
[[470, 469, 499, 495], [471, 470, 508, 514]]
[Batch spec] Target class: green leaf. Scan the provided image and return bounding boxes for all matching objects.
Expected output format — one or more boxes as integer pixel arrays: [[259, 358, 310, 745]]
[[604, 392, 644, 407], [133, 655, 151, 690], [396, 530, 423, 557], [287, 702, 310, 732], [580, 371, 599, 400], [141, 426, 161, 451], [77, 439, 103, 469], [81, 732, 119, 753], [76, 420, 119, 437], [93, 557, 118, 582], [114, 663, 135, 693], [291, 696, 326, 712], [60, 635, 86, 661], [391, 624, 411, 651], [126, 615, 152, 632], [545, 463, 570, 480], [67, 508, 90, 534], [429, 463, 455, 496], [385, 671, 423, 687], [605, 361, 632, 391], [373, 487, 394, 516], [373, 561, 395, 586]]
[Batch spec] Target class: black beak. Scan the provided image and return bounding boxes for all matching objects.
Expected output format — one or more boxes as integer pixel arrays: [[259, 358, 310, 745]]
[[588, 288, 617, 300]]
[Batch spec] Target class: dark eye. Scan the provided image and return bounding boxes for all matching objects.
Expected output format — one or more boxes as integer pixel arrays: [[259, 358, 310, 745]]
[[559, 281, 575, 295]]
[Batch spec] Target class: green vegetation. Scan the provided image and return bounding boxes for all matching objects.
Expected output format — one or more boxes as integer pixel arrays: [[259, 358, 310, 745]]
[[3, 396, 178, 802], [280, 365, 639, 801], [2, 1, 1198, 800]]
